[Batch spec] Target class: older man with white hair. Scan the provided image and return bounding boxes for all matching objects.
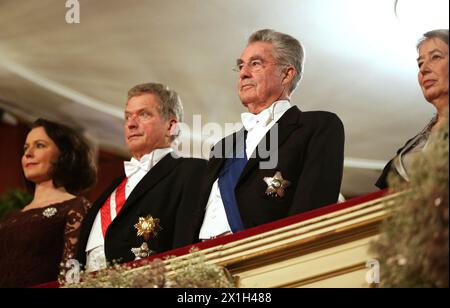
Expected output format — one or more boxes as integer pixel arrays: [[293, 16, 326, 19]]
[[195, 29, 345, 241]]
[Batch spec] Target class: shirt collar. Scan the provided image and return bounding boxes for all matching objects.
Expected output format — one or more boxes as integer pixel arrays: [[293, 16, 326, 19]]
[[241, 100, 292, 131], [139, 147, 173, 166], [125, 148, 174, 177]]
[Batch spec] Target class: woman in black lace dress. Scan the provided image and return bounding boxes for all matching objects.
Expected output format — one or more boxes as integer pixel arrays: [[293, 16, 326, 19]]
[[0, 119, 97, 288]]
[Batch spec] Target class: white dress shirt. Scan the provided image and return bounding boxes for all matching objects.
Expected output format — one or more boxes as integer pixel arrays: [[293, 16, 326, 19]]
[[199, 101, 292, 240], [85, 148, 173, 272]]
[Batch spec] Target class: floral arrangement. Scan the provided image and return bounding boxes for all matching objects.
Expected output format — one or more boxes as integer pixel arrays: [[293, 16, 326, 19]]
[[371, 117, 449, 288], [62, 248, 236, 288]]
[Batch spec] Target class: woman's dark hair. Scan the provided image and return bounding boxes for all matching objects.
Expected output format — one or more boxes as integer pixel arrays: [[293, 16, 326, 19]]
[[24, 118, 97, 195]]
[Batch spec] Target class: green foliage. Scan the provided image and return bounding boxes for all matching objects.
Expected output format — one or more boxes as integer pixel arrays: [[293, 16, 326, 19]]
[[372, 119, 449, 288], [0, 189, 32, 219]]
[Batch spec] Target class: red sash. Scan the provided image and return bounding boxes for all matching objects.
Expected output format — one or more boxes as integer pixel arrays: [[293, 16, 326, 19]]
[[100, 178, 128, 237]]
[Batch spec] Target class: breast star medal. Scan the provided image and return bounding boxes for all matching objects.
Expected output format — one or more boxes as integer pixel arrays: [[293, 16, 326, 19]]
[[131, 242, 151, 259], [131, 215, 161, 260], [263, 171, 291, 198]]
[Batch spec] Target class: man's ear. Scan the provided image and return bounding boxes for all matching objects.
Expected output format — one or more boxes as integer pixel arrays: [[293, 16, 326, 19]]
[[281, 66, 296, 87], [168, 118, 180, 137]]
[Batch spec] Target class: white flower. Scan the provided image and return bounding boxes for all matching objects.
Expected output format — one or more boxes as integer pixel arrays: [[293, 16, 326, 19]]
[[397, 256, 407, 266], [434, 198, 442, 207]]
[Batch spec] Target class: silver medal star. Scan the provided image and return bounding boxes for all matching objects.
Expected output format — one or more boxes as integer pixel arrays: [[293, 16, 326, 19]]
[[263, 171, 291, 198]]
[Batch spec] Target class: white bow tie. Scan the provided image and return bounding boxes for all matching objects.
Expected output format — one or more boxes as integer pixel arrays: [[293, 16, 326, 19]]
[[241, 109, 273, 131], [124, 157, 151, 178]]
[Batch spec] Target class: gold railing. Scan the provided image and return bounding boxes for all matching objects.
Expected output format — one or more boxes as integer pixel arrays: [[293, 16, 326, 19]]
[[130, 190, 398, 288], [40, 190, 398, 288]]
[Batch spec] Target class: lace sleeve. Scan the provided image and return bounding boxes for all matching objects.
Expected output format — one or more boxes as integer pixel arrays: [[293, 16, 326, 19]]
[[61, 198, 91, 264]]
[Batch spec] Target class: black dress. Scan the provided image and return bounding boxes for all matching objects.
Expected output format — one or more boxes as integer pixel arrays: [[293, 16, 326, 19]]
[[0, 197, 91, 288]]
